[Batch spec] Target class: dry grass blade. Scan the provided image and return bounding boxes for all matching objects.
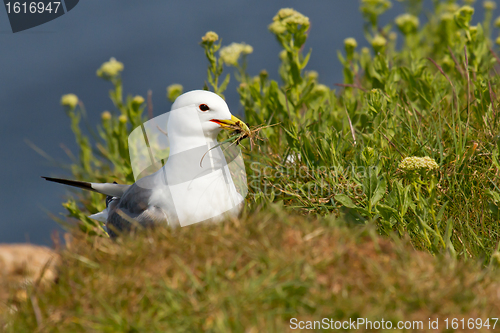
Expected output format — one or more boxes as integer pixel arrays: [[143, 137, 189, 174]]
[[147, 89, 154, 119], [448, 46, 464, 77], [234, 122, 280, 150], [29, 293, 43, 328], [344, 106, 356, 145], [427, 57, 455, 96], [381, 133, 404, 158], [490, 47, 500, 66], [334, 83, 367, 92]]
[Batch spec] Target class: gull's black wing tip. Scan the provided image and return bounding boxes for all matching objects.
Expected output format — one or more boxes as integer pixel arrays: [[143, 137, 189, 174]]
[[42, 176, 96, 192]]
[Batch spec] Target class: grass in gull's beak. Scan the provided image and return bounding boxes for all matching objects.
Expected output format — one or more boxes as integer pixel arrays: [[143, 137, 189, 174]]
[[200, 123, 279, 167]]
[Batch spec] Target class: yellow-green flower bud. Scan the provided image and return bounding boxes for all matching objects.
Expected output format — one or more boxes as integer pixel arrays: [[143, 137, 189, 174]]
[[118, 115, 127, 123], [279, 49, 288, 61], [96, 57, 124, 79], [201, 31, 219, 44], [60, 94, 78, 109], [496, 36, 500, 46], [469, 25, 478, 41], [289, 14, 309, 27], [443, 3, 459, 13], [440, 13, 454, 22], [313, 84, 329, 94], [132, 95, 145, 106], [269, 8, 309, 35], [239, 82, 248, 90], [243, 44, 253, 54], [454, 6, 475, 29], [167, 84, 183, 102], [360, 0, 392, 24], [272, 8, 309, 26], [101, 111, 112, 121], [268, 21, 287, 34], [494, 17, 500, 28], [259, 69, 269, 79], [395, 13, 420, 35], [273, 8, 296, 21], [307, 70, 318, 80], [219, 43, 253, 66], [344, 37, 358, 57], [371, 35, 387, 53], [398, 156, 439, 172], [484, 1, 496, 11]]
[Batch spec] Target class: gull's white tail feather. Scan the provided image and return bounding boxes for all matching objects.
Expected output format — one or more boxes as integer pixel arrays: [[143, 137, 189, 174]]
[[89, 209, 109, 223]]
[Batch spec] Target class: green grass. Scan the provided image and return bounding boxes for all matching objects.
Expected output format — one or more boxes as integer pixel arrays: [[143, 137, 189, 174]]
[[4, 0, 500, 331], [54, 1, 500, 261]]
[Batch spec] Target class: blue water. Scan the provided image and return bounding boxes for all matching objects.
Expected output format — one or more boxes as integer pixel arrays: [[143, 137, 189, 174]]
[[0, 0, 489, 245]]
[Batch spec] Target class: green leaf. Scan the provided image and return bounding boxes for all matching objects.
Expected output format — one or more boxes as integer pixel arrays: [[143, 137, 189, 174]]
[[219, 73, 231, 94], [290, 61, 302, 86], [487, 189, 500, 203], [444, 218, 456, 258], [370, 177, 386, 208], [301, 49, 312, 69], [377, 203, 398, 222], [436, 201, 448, 222], [335, 194, 358, 209]]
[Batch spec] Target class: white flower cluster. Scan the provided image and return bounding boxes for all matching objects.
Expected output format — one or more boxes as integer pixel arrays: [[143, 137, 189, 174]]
[[219, 43, 253, 66], [399, 156, 439, 172]]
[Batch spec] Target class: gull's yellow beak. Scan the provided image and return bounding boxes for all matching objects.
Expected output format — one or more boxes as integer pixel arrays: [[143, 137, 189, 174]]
[[210, 115, 249, 133]]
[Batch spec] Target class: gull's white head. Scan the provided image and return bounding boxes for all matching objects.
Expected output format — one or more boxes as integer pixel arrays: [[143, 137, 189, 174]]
[[170, 90, 248, 141]]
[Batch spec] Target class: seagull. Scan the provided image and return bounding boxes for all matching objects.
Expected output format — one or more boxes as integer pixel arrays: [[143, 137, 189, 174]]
[[43, 90, 249, 237]]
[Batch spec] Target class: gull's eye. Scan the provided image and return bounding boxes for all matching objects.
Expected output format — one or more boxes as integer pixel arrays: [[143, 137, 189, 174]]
[[199, 104, 210, 112]]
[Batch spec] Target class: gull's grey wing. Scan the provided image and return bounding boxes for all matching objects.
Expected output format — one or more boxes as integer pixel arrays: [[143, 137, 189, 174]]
[[106, 182, 168, 238]]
